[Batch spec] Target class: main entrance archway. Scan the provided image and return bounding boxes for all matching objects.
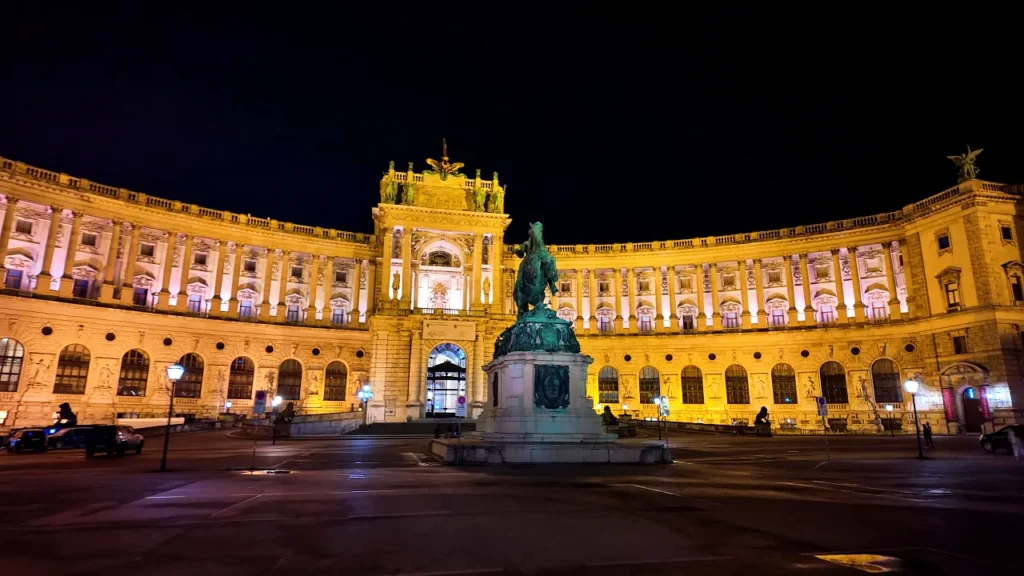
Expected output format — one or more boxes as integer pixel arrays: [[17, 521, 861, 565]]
[[426, 343, 466, 417], [961, 386, 985, 433]]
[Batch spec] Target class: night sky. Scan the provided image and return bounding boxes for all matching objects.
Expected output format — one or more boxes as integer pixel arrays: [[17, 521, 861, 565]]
[[2, 4, 1021, 245]]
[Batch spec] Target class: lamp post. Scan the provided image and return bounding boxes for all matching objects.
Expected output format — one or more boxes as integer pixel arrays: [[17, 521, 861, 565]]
[[903, 379, 925, 459], [358, 384, 374, 426], [884, 404, 894, 437], [161, 363, 185, 472], [271, 395, 282, 445]]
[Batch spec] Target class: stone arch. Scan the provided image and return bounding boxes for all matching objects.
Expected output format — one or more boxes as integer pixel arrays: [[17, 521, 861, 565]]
[[277, 358, 303, 401], [227, 356, 256, 399], [117, 349, 150, 397], [869, 357, 902, 404], [175, 353, 205, 398], [819, 360, 848, 404]]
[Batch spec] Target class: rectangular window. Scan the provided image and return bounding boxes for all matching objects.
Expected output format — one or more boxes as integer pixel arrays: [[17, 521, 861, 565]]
[[1001, 224, 1014, 242], [767, 270, 781, 284], [598, 316, 612, 333], [14, 219, 32, 234], [870, 300, 887, 321], [598, 377, 619, 404], [945, 282, 961, 310], [193, 253, 207, 266], [5, 269, 23, 290], [243, 259, 257, 273], [72, 279, 90, 299], [238, 301, 253, 318], [680, 276, 692, 291], [81, 232, 98, 247], [721, 274, 736, 290], [1012, 276, 1024, 303], [638, 279, 650, 293], [818, 306, 835, 324], [187, 295, 203, 313], [953, 335, 968, 355], [638, 315, 653, 333], [681, 314, 695, 331], [865, 258, 882, 274], [723, 311, 739, 328], [286, 305, 301, 322], [769, 309, 786, 326], [937, 233, 951, 251], [560, 281, 571, 293], [291, 266, 303, 280], [139, 243, 155, 257], [815, 264, 831, 281], [132, 287, 148, 306], [598, 280, 610, 294], [335, 270, 347, 284], [331, 309, 346, 325]]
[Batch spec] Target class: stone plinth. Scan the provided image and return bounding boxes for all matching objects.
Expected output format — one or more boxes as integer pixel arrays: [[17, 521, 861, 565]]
[[475, 350, 616, 443], [429, 438, 670, 465]]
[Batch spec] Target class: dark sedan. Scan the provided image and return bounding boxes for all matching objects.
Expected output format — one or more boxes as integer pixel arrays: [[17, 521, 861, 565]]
[[47, 427, 91, 449], [7, 429, 48, 453], [980, 424, 1024, 454]]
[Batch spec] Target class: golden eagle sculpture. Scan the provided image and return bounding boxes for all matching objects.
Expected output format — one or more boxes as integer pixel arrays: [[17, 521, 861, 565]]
[[425, 138, 465, 180]]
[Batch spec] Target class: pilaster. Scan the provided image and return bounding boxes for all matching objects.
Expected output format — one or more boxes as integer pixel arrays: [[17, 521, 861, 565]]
[[157, 231, 178, 309], [710, 263, 721, 330], [849, 246, 865, 322], [35, 205, 63, 292], [885, 241, 902, 320], [753, 258, 767, 325], [785, 254, 798, 326], [57, 211, 84, 298], [832, 249, 848, 321]]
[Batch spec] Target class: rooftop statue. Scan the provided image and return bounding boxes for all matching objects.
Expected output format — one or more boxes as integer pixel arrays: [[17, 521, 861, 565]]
[[494, 222, 580, 356], [948, 146, 983, 182], [425, 138, 464, 181]]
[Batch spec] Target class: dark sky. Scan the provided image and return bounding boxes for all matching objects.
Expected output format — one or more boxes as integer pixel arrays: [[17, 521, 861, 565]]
[[2, 4, 1021, 245]]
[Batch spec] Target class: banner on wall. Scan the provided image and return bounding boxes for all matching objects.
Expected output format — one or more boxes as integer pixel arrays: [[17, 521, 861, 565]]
[[423, 320, 476, 341]]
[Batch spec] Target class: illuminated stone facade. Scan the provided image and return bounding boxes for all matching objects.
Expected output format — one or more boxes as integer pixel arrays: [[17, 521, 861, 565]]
[[1, 155, 1022, 433]]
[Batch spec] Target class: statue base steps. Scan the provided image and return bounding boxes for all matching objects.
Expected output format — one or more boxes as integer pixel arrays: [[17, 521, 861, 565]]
[[428, 438, 670, 465]]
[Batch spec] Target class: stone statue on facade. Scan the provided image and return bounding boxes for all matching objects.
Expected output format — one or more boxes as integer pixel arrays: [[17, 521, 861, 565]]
[[401, 182, 416, 206], [473, 186, 486, 211], [948, 146, 983, 182], [391, 272, 401, 295], [381, 180, 398, 204], [482, 276, 491, 301], [487, 185, 504, 213]]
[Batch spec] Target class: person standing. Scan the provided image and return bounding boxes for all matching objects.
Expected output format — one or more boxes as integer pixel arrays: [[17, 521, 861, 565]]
[[922, 421, 935, 449], [1009, 427, 1023, 460]]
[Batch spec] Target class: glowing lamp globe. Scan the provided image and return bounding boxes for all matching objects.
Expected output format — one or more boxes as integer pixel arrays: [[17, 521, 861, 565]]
[[272, 395, 283, 407], [166, 364, 185, 381], [903, 379, 919, 394]]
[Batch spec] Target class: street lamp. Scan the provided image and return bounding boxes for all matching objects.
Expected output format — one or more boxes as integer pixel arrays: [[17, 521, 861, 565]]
[[270, 395, 283, 445], [652, 395, 669, 439], [161, 363, 185, 472], [903, 378, 925, 459], [357, 384, 374, 425], [884, 404, 894, 437]]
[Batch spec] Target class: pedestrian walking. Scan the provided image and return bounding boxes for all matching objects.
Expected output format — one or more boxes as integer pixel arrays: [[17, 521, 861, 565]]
[[923, 421, 935, 449], [1009, 427, 1024, 460]]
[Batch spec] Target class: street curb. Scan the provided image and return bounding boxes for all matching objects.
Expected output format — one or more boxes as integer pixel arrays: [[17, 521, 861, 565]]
[[225, 431, 433, 441]]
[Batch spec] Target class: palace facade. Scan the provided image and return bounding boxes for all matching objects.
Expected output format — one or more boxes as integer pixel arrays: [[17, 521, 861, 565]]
[[1, 154, 1022, 434]]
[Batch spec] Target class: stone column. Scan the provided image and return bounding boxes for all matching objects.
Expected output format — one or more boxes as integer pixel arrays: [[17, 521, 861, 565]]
[[696, 264, 706, 330], [351, 259, 362, 323], [366, 259, 377, 314], [753, 258, 767, 325], [410, 264, 419, 309], [611, 267, 623, 331], [258, 248, 274, 319], [472, 334, 484, 405], [306, 254, 320, 322], [654, 266, 664, 332], [157, 231, 178, 309], [381, 227, 394, 300], [587, 269, 597, 332], [175, 235, 194, 311], [471, 233, 483, 308], [209, 243, 227, 317], [848, 246, 865, 322], [118, 224, 141, 303], [709, 263, 721, 329], [321, 257, 335, 325], [57, 211, 84, 298], [99, 220, 123, 302], [895, 239, 914, 318], [627, 267, 637, 333], [885, 242, 902, 320], [575, 269, 584, 332], [407, 329, 422, 416], [36, 205, 63, 292], [227, 243, 245, 315], [277, 251, 291, 310], [0, 195, 18, 286], [832, 249, 848, 321], [668, 266, 679, 329], [799, 253, 814, 323], [401, 230, 412, 307], [740, 261, 751, 328], [785, 255, 798, 325]]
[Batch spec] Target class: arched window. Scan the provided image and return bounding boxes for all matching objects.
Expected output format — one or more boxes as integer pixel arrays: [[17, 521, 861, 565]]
[[725, 364, 749, 404], [639, 366, 660, 404], [427, 343, 467, 416], [771, 363, 797, 404], [680, 365, 704, 404], [54, 344, 90, 394], [871, 358, 902, 403], [0, 337, 25, 393], [117, 349, 150, 396], [324, 361, 348, 401], [819, 361, 848, 404], [228, 357, 255, 399], [175, 353, 204, 398], [598, 366, 619, 404], [278, 359, 303, 401]]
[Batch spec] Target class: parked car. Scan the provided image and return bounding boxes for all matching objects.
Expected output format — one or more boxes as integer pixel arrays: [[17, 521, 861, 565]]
[[86, 425, 144, 457], [47, 427, 92, 449], [980, 425, 1024, 454], [7, 429, 48, 453]]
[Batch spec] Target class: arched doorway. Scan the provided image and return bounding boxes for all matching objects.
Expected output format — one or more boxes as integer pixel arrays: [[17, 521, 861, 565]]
[[426, 343, 466, 417], [961, 386, 985, 433]]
